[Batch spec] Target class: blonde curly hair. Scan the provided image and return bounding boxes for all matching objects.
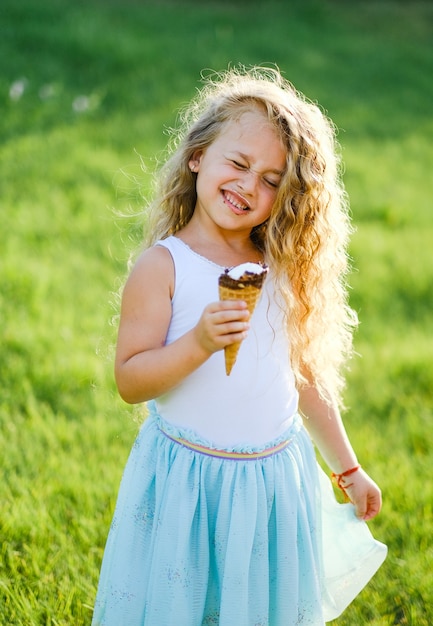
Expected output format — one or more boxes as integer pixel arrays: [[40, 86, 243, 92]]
[[144, 66, 358, 408]]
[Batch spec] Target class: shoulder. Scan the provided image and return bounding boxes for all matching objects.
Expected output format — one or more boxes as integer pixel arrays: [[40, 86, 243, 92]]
[[134, 243, 174, 271], [124, 244, 175, 300]]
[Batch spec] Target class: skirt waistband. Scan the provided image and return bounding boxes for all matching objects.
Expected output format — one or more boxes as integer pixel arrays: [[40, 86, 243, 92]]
[[160, 430, 294, 460], [157, 416, 302, 460]]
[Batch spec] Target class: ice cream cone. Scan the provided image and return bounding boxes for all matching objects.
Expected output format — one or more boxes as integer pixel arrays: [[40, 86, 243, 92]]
[[218, 264, 268, 375]]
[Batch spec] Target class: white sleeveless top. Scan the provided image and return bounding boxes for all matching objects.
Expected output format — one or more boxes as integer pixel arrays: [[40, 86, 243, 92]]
[[153, 236, 299, 448]]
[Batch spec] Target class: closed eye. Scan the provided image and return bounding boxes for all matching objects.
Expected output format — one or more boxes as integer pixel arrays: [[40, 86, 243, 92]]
[[231, 159, 248, 170], [263, 178, 280, 188], [229, 156, 281, 188]]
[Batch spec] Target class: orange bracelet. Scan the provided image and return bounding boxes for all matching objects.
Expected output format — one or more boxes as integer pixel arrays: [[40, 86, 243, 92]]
[[331, 465, 361, 501]]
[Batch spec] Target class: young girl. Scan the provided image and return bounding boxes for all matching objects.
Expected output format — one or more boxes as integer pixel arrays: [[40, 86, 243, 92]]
[[92, 66, 384, 626]]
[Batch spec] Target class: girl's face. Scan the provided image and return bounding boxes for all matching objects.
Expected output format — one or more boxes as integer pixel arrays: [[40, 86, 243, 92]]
[[189, 109, 287, 237]]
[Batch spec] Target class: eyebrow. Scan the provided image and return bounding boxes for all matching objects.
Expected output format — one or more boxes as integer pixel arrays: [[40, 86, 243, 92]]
[[232, 151, 285, 176]]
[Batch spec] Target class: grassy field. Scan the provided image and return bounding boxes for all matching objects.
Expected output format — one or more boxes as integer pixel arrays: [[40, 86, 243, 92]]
[[1, 0, 432, 624]]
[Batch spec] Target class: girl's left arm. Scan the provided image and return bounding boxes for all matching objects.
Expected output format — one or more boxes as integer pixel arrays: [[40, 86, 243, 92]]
[[299, 384, 382, 521]]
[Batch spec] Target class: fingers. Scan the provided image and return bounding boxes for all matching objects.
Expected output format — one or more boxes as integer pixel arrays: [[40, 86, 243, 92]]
[[206, 300, 250, 325], [349, 487, 382, 521], [195, 300, 251, 354], [362, 492, 383, 521], [354, 498, 368, 520], [355, 500, 379, 521], [342, 471, 383, 521], [209, 301, 251, 343], [211, 300, 250, 331], [208, 299, 249, 314]]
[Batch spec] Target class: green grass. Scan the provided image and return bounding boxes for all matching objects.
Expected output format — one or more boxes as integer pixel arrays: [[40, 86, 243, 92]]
[[1, 0, 432, 623]]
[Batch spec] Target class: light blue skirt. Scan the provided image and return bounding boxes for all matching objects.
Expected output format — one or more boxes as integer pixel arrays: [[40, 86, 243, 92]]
[[92, 405, 387, 625], [92, 403, 324, 626]]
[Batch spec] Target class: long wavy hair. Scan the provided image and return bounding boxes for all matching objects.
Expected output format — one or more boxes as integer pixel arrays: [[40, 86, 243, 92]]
[[144, 66, 358, 408]]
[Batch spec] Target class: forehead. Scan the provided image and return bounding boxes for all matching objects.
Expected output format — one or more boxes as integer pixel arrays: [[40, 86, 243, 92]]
[[219, 109, 280, 142], [214, 110, 287, 163]]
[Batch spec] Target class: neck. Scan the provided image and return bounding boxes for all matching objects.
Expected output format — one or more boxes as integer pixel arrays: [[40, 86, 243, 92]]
[[177, 223, 263, 267]]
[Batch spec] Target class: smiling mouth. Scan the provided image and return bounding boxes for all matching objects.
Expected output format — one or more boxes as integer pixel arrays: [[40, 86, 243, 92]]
[[223, 190, 250, 211]]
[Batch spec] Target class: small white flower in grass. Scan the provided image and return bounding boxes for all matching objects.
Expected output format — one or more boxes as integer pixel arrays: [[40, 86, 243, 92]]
[[72, 91, 103, 113], [9, 78, 28, 101], [72, 95, 90, 113]]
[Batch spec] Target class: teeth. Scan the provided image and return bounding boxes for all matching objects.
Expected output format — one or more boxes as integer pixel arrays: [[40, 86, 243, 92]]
[[225, 191, 248, 210]]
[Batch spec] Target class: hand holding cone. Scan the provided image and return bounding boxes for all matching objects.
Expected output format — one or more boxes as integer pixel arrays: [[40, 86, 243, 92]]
[[218, 263, 268, 375]]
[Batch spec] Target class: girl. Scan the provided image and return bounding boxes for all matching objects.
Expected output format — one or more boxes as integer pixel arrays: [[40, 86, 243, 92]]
[[92, 66, 384, 626]]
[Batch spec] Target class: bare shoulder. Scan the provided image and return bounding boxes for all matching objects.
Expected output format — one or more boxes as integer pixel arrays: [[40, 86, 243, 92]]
[[116, 244, 174, 361], [123, 244, 174, 300]]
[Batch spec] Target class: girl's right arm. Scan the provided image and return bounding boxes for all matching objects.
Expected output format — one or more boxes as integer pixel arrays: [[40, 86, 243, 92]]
[[114, 245, 250, 404]]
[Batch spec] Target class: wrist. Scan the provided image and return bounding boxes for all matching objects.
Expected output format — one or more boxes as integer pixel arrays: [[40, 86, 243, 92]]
[[331, 465, 361, 501]]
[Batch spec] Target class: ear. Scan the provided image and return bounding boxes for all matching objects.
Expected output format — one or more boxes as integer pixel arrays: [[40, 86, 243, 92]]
[[188, 150, 202, 173]]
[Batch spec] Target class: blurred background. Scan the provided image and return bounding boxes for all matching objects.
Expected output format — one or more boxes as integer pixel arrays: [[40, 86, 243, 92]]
[[1, 0, 432, 623]]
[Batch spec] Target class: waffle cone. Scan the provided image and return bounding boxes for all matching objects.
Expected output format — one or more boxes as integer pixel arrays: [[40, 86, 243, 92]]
[[218, 270, 266, 375]]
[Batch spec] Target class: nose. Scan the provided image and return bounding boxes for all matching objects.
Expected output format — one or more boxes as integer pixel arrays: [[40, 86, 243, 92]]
[[238, 168, 259, 194]]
